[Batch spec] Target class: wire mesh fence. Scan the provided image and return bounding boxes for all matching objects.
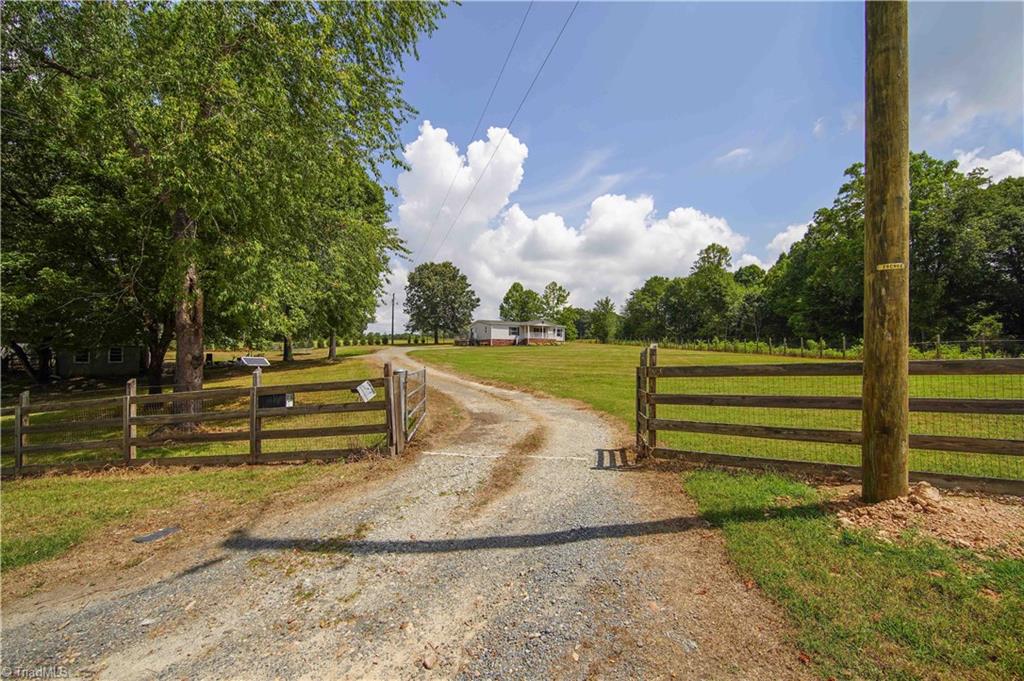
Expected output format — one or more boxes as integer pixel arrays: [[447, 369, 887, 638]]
[[1, 367, 410, 474], [636, 348, 1024, 486]]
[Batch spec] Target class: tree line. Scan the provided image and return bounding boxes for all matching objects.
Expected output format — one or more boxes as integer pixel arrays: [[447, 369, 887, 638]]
[[2, 2, 445, 392], [618, 153, 1022, 346]]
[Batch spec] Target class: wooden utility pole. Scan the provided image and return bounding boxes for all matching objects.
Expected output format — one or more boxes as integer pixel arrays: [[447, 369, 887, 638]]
[[862, 0, 910, 502], [390, 292, 395, 345]]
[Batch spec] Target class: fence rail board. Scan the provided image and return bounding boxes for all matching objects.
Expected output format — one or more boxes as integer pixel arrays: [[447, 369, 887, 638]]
[[255, 378, 386, 395], [131, 430, 250, 446], [131, 410, 250, 426], [257, 401, 387, 418], [24, 417, 123, 433], [131, 387, 251, 404], [649, 394, 1024, 415], [650, 448, 1024, 495], [647, 357, 1024, 379], [23, 439, 120, 453], [258, 423, 389, 440]]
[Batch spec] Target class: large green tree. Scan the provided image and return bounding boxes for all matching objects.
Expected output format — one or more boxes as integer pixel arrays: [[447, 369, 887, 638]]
[[499, 282, 544, 321], [2, 1, 444, 391], [404, 262, 479, 344]]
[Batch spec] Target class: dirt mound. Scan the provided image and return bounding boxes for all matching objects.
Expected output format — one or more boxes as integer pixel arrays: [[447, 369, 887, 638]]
[[826, 482, 1024, 557]]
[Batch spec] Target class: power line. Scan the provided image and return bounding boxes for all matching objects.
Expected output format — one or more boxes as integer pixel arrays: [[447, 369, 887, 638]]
[[412, 2, 535, 261], [427, 1, 580, 263]]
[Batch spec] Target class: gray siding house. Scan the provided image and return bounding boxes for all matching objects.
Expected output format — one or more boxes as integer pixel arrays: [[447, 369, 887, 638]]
[[55, 346, 144, 379]]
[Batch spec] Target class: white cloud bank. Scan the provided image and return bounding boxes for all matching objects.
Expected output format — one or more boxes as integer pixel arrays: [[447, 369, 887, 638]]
[[374, 121, 751, 328], [954, 147, 1024, 183]]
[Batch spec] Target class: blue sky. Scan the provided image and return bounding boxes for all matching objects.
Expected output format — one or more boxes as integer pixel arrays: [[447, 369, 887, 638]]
[[370, 1, 1023, 329]]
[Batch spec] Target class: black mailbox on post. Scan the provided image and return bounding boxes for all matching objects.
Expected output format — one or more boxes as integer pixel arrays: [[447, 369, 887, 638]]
[[257, 392, 294, 409]]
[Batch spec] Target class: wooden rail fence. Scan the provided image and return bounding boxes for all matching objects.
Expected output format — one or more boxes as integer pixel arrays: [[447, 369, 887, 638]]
[[635, 345, 1024, 495], [2, 361, 429, 477]]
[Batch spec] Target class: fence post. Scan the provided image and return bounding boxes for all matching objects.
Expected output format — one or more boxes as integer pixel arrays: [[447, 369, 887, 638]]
[[800, 338, 805, 357], [768, 337, 773, 356], [935, 334, 941, 359], [249, 367, 261, 463], [842, 334, 847, 359], [383, 362, 396, 456], [123, 379, 137, 461], [819, 337, 824, 359], [394, 369, 407, 455], [646, 344, 658, 456], [636, 349, 647, 455], [14, 390, 29, 472]]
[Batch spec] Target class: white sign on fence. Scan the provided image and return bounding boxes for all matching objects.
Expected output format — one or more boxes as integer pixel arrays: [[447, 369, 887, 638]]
[[356, 380, 377, 403]]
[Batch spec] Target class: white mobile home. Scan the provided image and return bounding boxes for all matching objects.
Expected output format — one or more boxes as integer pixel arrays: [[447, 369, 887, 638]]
[[465, 320, 565, 346]]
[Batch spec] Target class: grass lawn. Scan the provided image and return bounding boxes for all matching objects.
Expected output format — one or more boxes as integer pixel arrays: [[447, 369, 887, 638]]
[[411, 343, 1023, 480], [1, 350, 387, 468], [1, 463, 364, 572], [684, 470, 1024, 681]]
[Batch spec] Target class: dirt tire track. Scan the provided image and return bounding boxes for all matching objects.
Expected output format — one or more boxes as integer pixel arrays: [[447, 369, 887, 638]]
[[1, 346, 808, 680]]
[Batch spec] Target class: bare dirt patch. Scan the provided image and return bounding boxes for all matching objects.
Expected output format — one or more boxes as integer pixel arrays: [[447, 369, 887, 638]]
[[466, 425, 547, 515], [825, 481, 1024, 557]]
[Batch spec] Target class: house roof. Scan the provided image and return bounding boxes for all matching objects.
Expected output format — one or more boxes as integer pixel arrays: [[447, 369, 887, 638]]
[[472, 319, 565, 328]]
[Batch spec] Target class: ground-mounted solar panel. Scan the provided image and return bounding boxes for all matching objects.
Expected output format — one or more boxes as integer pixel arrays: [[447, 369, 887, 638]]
[[238, 356, 271, 367]]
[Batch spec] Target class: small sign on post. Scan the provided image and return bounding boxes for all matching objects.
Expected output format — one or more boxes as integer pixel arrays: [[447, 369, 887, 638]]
[[356, 380, 377, 403]]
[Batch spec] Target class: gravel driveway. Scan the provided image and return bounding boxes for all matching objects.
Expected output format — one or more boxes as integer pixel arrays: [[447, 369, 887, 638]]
[[2, 347, 808, 680]]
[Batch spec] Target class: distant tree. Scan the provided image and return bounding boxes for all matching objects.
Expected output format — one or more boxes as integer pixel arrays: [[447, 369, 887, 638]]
[[589, 297, 619, 344], [564, 306, 590, 340], [404, 262, 479, 344], [733, 264, 765, 288], [620, 276, 670, 340], [684, 244, 741, 339], [969, 314, 1003, 343], [499, 282, 544, 321], [556, 307, 580, 341], [540, 282, 571, 320]]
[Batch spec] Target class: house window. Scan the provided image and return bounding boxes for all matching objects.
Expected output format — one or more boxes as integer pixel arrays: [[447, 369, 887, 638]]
[[73, 350, 90, 364], [532, 327, 544, 333], [107, 347, 124, 363], [509, 327, 519, 336], [556, 328, 563, 337]]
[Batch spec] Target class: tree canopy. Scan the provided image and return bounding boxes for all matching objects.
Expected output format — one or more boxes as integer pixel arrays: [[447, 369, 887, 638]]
[[615, 152, 1023, 345], [1, 1, 444, 387]]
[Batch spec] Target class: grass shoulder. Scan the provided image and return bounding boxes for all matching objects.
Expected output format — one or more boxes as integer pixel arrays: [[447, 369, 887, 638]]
[[684, 469, 1024, 681]]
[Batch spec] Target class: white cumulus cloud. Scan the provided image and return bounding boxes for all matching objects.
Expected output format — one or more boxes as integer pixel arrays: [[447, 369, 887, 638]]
[[374, 122, 754, 329], [954, 147, 1024, 183], [766, 221, 810, 257]]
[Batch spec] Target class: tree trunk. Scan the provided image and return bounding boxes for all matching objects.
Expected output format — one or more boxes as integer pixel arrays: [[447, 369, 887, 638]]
[[36, 345, 53, 382], [172, 208, 203, 419], [283, 336, 294, 362], [433, 329, 439, 345], [9, 342, 42, 382], [328, 331, 337, 360], [144, 315, 175, 395]]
